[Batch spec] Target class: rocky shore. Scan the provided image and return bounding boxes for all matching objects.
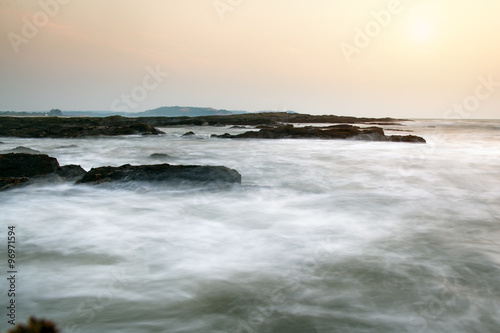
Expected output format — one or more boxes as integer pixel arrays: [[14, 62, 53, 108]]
[[0, 116, 163, 138], [0, 153, 241, 191], [0, 113, 425, 142]]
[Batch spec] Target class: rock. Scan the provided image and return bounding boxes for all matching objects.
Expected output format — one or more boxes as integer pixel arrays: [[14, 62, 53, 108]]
[[388, 135, 426, 143], [0, 153, 60, 177], [79, 163, 241, 185], [8, 146, 41, 154], [150, 153, 171, 159], [56, 165, 87, 180], [0, 177, 29, 191], [230, 125, 248, 129], [212, 124, 426, 143], [0, 153, 87, 190], [182, 131, 196, 136]]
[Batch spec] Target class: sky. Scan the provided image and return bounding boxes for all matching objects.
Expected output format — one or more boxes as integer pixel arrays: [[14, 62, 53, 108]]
[[0, 0, 499, 118]]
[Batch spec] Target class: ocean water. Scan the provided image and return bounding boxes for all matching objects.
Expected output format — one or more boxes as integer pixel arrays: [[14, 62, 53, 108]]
[[1, 119, 499, 333]]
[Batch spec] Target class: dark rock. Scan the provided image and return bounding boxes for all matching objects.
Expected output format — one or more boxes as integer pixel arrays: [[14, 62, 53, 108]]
[[0, 153, 60, 177], [230, 125, 248, 129], [212, 124, 425, 143], [79, 163, 241, 185], [0, 153, 88, 190], [150, 153, 171, 159], [56, 164, 87, 180], [8, 146, 41, 154], [388, 135, 426, 143], [182, 131, 196, 136]]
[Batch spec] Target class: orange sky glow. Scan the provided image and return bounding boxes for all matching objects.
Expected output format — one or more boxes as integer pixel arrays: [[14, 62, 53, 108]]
[[1, 0, 499, 118]]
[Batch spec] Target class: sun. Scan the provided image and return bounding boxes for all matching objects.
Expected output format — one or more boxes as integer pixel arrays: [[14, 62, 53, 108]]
[[410, 20, 434, 42]]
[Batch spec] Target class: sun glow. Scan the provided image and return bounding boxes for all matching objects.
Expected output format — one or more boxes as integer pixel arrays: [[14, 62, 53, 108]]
[[410, 20, 434, 42]]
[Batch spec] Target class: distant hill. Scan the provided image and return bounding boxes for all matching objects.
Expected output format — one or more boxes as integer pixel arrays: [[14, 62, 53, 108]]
[[1, 107, 299, 118], [254, 110, 298, 114], [136, 106, 247, 117]]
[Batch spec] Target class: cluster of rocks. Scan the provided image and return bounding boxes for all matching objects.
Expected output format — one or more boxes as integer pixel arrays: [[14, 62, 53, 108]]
[[0, 153, 241, 191], [212, 124, 426, 143]]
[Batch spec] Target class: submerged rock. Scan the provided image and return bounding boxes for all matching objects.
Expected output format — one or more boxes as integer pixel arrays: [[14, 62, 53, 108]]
[[55, 144, 78, 149], [79, 163, 241, 185], [8, 146, 41, 154], [150, 153, 171, 159], [0, 177, 30, 191], [182, 131, 196, 136], [212, 124, 426, 143]]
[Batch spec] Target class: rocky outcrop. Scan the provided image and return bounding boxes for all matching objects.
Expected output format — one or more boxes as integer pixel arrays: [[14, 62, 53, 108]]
[[79, 164, 241, 185], [0, 153, 242, 190], [0, 153, 87, 191], [212, 124, 426, 143], [0, 153, 60, 177], [0, 116, 164, 138]]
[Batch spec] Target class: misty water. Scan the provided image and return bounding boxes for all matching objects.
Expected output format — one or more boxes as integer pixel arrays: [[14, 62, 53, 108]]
[[1, 119, 499, 333]]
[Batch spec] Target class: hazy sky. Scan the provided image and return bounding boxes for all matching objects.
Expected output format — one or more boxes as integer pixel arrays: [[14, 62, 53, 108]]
[[1, 0, 499, 118]]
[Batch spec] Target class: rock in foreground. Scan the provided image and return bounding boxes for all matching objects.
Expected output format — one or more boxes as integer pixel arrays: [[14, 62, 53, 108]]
[[0, 153, 60, 177], [79, 164, 242, 185], [0, 153, 87, 191], [213, 124, 426, 143]]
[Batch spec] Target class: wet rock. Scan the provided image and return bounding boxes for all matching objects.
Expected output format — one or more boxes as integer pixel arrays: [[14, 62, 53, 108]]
[[0, 153, 60, 177], [79, 163, 242, 185], [8, 146, 41, 154], [182, 131, 196, 136]]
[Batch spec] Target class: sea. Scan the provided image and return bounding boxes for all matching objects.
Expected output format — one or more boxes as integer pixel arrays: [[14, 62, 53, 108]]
[[1, 119, 499, 333]]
